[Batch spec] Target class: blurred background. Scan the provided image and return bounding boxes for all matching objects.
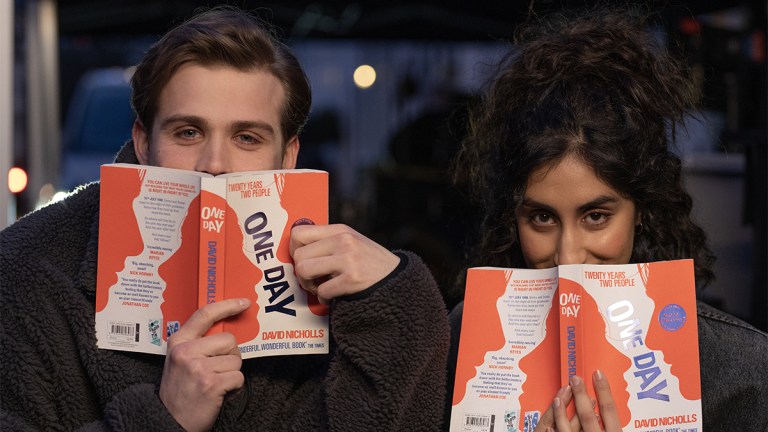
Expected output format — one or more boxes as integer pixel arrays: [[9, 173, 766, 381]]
[[1, 0, 766, 331]]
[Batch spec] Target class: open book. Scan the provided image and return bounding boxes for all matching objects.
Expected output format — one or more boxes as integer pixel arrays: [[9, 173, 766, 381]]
[[450, 260, 702, 432], [95, 163, 329, 359]]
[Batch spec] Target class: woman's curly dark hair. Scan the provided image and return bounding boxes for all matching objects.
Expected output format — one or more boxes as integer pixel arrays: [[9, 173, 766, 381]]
[[453, 7, 715, 289]]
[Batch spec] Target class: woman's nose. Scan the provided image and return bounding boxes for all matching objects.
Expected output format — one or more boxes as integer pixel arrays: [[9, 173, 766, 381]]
[[554, 227, 587, 266]]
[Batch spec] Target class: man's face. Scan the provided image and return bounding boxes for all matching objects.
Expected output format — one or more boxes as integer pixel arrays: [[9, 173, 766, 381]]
[[133, 64, 298, 173]]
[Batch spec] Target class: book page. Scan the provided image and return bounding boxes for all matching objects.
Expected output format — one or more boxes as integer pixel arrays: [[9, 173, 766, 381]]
[[220, 170, 330, 358], [451, 267, 559, 432], [96, 165, 202, 354], [558, 260, 702, 431]]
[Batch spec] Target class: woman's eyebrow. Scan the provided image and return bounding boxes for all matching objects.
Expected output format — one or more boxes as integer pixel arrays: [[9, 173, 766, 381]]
[[518, 198, 556, 213], [577, 195, 620, 213], [519, 195, 620, 214]]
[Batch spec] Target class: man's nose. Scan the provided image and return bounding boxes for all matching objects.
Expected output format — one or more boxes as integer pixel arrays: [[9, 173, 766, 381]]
[[195, 138, 228, 175]]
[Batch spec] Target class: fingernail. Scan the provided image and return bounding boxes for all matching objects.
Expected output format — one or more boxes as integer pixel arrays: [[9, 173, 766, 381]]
[[552, 397, 561, 409], [594, 369, 604, 381], [570, 375, 582, 386], [239, 298, 250, 307]]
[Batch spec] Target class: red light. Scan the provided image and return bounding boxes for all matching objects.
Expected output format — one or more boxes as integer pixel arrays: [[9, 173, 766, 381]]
[[679, 17, 701, 36], [8, 167, 28, 193]]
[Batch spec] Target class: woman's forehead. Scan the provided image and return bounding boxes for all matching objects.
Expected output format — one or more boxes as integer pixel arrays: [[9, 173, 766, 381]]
[[525, 156, 623, 203]]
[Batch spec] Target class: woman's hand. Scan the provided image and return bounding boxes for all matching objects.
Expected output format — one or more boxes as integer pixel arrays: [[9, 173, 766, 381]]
[[534, 370, 623, 432]]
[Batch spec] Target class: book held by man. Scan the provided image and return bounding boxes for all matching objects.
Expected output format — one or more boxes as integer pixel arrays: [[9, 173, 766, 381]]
[[95, 163, 329, 359], [450, 260, 702, 432]]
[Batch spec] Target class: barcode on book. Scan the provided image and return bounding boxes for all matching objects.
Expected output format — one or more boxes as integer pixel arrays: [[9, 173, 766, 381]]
[[108, 321, 140, 343], [462, 414, 494, 432]]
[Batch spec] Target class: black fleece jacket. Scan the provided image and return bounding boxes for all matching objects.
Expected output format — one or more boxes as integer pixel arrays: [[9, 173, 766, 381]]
[[0, 144, 450, 431]]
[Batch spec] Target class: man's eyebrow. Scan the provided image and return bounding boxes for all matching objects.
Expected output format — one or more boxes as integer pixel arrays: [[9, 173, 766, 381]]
[[159, 115, 208, 130], [158, 115, 275, 136], [231, 120, 275, 136]]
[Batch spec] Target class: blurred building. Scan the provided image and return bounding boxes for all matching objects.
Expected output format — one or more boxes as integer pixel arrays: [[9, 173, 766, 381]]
[[5, 0, 766, 330]]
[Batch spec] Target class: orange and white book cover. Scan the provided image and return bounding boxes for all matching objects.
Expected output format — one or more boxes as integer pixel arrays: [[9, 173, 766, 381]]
[[558, 260, 701, 432], [451, 267, 560, 432], [215, 169, 329, 358], [451, 260, 701, 432], [95, 164, 329, 359]]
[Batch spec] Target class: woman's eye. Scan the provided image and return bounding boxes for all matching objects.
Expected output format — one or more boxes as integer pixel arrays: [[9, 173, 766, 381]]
[[584, 212, 609, 226], [531, 212, 556, 226]]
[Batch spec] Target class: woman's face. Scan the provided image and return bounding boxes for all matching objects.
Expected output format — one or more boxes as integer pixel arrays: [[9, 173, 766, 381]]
[[515, 155, 639, 268]]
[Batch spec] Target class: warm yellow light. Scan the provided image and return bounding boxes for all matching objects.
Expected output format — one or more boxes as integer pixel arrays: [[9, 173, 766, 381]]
[[353, 64, 376, 89], [8, 167, 28, 193]]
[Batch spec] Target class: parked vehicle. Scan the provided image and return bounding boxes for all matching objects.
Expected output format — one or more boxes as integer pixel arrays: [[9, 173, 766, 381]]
[[60, 67, 134, 190]]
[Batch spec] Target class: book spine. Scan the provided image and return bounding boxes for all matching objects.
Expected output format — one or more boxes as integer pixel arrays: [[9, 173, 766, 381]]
[[558, 268, 584, 389], [199, 177, 227, 335]]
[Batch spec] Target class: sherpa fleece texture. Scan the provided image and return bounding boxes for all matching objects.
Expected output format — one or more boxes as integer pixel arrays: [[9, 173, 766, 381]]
[[0, 143, 450, 431]]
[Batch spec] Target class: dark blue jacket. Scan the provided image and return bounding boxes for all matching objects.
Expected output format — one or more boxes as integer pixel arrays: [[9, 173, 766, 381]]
[[447, 299, 768, 431]]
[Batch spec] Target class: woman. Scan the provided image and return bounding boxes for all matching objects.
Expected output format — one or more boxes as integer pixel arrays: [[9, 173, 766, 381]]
[[447, 7, 768, 432]]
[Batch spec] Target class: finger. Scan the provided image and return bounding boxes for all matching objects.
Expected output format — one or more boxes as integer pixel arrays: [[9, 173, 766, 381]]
[[570, 375, 599, 431], [569, 398, 595, 431], [570, 413, 582, 432], [173, 299, 250, 341], [534, 385, 571, 432], [291, 228, 338, 262], [292, 248, 336, 298], [167, 331, 241, 359], [593, 370, 622, 431], [201, 351, 243, 373], [216, 369, 246, 393], [290, 225, 347, 297], [534, 401, 556, 430], [291, 223, 351, 247], [561, 385, 582, 432], [294, 252, 339, 282], [290, 224, 354, 260], [553, 396, 572, 432], [534, 401, 555, 431]]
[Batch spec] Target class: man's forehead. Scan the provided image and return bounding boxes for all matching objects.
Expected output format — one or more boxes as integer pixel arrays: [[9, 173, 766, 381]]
[[155, 64, 285, 127]]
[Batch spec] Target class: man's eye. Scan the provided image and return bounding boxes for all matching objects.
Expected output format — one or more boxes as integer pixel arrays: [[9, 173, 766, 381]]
[[236, 134, 262, 145], [180, 129, 199, 138]]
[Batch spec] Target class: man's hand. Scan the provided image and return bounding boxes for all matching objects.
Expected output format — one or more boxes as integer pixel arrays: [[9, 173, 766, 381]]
[[289, 224, 400, 301], [159, 298, 250, 432]]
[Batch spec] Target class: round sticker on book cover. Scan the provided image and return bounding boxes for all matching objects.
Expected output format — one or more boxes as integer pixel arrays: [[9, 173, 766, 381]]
[[292, 218, 315, 227], [658, 303, 686, 331]]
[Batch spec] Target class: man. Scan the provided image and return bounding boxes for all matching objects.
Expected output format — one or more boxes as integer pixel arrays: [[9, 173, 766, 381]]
[[0, 8, 449, 431]]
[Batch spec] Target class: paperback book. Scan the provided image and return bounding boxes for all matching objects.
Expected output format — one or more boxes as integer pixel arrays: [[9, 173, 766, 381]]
[[450, 260, 701, 432], [95, 163, 329, 359]]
